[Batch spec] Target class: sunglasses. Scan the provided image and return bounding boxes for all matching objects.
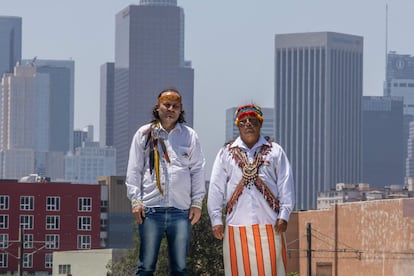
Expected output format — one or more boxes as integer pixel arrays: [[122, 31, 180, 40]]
[[238, 118, 261, 127]]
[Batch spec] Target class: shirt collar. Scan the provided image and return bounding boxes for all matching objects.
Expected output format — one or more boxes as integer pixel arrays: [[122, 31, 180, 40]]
[[230, 135, 270, 151]]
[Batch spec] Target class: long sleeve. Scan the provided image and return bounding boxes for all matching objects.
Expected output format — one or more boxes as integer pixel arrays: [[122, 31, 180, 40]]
[[125, 128, 146, 208], [275, 147, 295, 222], [189, 132, 206, 209], [207, 147, 227, 227]]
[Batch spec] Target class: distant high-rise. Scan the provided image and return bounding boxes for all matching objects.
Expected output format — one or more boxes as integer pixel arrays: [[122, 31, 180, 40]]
[[112, 0, 194, 174], [362, 96, 404, 187], [30, 59, 75, 153], [0, 60, 74, 179], [384, 51, 414, 181], [274, 32, 363, 210], [0, 16, 21, 77], [225, 107, 274, 142], [100, 62, 114, 147]]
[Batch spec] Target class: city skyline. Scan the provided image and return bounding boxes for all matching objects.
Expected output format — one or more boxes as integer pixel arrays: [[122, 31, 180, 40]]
[[3, 0, 414, 174]]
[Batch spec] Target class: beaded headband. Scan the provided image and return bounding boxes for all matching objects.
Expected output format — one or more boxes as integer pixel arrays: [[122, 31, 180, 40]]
[[158, 91, 182, 104], [234, 104, 263, 126]]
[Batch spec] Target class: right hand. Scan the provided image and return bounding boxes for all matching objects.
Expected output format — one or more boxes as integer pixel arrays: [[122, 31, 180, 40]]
[[132, 205, 146, 224], [212, 225, 224, 240]]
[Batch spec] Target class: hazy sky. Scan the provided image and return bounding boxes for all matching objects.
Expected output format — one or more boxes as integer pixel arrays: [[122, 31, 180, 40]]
[[3, 0, 414, 174]]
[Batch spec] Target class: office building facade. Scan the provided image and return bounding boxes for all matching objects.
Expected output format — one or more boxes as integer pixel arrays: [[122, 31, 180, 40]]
[[0, 60, 74, 180], [0, 16, 21, 78], [113, 0, 194, 174], [100, 62, 115, 147], [274, 32, 363, 210], [362, 96, 404, 187]]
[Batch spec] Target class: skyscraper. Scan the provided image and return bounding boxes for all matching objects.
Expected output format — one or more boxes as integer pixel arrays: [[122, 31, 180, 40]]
[[31, 59, 75, 153], [0, 16, 21, 77], [384, 51, 414, 181], [100, 62, 114, 147], [0, 59, 74, 179], [362, 96, 404, 188], [113, 0, 194, 174], [274, 32, 363, 210]]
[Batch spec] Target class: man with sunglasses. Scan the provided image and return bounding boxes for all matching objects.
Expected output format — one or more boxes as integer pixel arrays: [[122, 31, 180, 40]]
[[207, 103, 295, 276]]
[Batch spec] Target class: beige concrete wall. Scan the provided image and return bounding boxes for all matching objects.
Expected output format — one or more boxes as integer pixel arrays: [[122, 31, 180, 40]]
[[52, 249, 128, 276], [286, 198, 414, 276]]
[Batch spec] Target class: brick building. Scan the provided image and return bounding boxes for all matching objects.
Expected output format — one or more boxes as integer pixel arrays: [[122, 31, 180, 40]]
[[0, 179, 101, 275], [285, 198, 414, 275]]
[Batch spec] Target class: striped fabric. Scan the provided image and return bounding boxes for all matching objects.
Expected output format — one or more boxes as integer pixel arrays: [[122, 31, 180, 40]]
[[223, 224, 287, 276]]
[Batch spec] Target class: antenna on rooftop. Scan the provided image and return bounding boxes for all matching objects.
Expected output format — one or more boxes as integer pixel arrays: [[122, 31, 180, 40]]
[[30, 56, 37, 67]]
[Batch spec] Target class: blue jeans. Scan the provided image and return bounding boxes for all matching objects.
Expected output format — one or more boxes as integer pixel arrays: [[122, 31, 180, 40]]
[[136, 207, 190, 276]]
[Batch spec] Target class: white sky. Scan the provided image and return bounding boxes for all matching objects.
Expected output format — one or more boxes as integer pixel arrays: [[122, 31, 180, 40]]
[[3, 0, 414, 175]]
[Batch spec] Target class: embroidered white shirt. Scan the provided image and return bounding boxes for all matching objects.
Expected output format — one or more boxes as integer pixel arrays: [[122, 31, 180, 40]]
[[208, 136, 295, 226]]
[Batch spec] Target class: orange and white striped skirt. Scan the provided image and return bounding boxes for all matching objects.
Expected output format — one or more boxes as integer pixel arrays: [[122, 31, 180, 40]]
[[223, 224, 287, 276]]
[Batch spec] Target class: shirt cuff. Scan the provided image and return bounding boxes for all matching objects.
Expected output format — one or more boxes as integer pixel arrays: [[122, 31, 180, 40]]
[[131, 199, 143, 208], [191, 200, 203, 209]]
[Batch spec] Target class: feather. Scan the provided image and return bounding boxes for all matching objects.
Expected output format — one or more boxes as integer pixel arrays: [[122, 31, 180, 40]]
[[159, 137, 170, 163], [154, 145, 163, 195]]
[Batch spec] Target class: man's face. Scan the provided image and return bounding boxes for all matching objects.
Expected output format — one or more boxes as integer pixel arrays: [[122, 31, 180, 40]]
[[237, 115, 262, 148], [156, 92, 182, 124]]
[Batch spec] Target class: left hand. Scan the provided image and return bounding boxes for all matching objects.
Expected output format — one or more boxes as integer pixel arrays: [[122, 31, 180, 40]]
[[189, 207, 201, 225], [274, 219, 288, 233]]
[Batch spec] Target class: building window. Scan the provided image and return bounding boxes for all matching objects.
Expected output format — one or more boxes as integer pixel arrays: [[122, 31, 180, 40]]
[[0, 196, 9, 210], [78, 216, 91, 230], [78, 197, 92, 212], [0, 253, 7, 267], [101, 200, 108, 212], [20, 215, 34, 230], [58, 264, 71, 274], [23, 253, 33, 268], [20, 196, 34, 210], [46, 216, 60, 230], [45, 253, 53, 269], [0, 234, 8, 248], [45, 234, 59, 249], [77, 235, 91, 249], [46, 197, 60, 211], [0, 215, 9, 229], [24, 234, 33, 249]]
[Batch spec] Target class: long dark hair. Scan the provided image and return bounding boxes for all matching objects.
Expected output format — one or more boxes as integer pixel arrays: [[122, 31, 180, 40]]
[[151, 88, 186, 124]]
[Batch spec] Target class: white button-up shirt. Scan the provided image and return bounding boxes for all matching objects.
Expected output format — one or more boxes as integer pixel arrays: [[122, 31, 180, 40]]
[[208, 136, 295, 227], [126, 123, 205, 210]]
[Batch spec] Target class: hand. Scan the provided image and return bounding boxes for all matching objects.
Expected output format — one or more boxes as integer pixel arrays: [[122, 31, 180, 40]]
[[274, 219, 288, 234], [189, 207, 201, 225], [132, 205, 146, 224], [212, 225, 224, 240]]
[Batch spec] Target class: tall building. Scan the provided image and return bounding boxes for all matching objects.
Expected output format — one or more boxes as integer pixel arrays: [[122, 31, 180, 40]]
[[27, 59, 75, 153], [113, 0, 194, 174], [0, 16, 21, 77], [100, 62, 114, 147], [0, 60, 74, 180], [362, 96, 404, 187], [225, 106, 274, 142], [274, 32, 363, 210], [384, 51, 414, 180]]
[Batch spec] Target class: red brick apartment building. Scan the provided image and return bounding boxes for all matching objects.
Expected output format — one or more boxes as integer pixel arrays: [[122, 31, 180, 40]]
[[0, 179, 101, 275]]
